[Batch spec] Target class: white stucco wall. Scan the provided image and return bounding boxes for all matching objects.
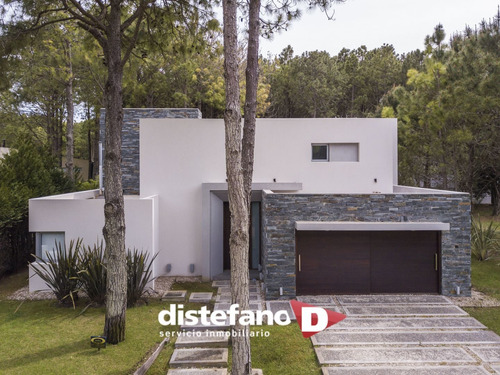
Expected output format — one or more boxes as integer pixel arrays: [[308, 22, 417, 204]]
[[140, 118, 397, 278], [28, 191, 158, 292]]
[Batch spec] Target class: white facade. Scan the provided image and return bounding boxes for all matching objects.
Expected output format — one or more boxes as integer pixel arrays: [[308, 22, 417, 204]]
[[29, 117, 398, 290], [29, 190, 158, 292], [139, 118, 397, 279]]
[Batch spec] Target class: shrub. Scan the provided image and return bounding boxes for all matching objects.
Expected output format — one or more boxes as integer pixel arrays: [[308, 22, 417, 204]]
[[78, 242, 107, 306], [126, 249, 156, 307], [471, 217, 500, 261], [31, 239, 82, 307]]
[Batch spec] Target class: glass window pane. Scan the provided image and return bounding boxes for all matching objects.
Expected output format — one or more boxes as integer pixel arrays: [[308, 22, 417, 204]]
[[312, 145, 328, 161], [39, 233, 65, 261]]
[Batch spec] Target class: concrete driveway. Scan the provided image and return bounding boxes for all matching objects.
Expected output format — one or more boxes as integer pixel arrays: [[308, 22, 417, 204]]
[[295, 295, 500, 374]]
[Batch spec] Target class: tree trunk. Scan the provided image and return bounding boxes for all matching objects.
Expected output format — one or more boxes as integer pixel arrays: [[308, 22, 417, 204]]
[[64, 38, 75, 181], [222, 0, 251, 372], [103, 1, 127, 345], [242, 0, 261, 208], [492, 181, 500, 217]]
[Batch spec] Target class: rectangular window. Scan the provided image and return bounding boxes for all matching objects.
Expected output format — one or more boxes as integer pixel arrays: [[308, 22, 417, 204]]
[[312, 144, 328, 161], [329, 143, 359, 162], [36, 232, 65, 261]]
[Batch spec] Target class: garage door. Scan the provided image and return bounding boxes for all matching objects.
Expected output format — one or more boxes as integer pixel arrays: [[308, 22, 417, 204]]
[[296, 231, 440, 295]]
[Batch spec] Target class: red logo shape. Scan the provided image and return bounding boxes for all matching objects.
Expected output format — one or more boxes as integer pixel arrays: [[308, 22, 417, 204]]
[[290, 300, 346, 338]]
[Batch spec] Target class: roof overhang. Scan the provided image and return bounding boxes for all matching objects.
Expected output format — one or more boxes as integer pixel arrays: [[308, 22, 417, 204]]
[[295, 221, 450, 231]]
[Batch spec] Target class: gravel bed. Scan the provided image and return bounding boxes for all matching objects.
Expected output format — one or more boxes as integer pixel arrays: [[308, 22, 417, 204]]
[[452, 288, 500, 307]]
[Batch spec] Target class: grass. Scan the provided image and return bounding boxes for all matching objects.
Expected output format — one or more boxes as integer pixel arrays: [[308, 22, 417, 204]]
[[472, 204, 500, 224], [0, 274, 320, 375], [466, 307, 500, 335], [0, 298, 171, 375], [471, 258, 500, 300]]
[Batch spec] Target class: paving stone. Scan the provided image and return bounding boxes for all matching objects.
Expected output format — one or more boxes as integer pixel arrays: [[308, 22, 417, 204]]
[[181, 318, 230, 332], [167, 369, 228, 375], [212, 280, 230, 287], [344, 305, 467, 316], [468, 346, 500, 362], [315, 347, 475, 365], [175, 331, 229, 348], [215, 293, 261, 302], [212, 280, 259, 287], [296, 295, 335, 304], [266, 301, 296, 321], [213, 302, 262, 312], [327, 317, 486, 330], [217, 286, 260, 294], [162, 290, 187, 301], [189, 292, 213, 304], [337, 295, 451, 305], [215, 294, 231, 302], [312, 330, 500, 346], [169, 348, 228, 368], [322, 366, 491, 375]]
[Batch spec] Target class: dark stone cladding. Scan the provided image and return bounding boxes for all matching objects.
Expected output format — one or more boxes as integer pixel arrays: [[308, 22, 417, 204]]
[[100, 108, 202, 194], [262, 192, 471, 300]]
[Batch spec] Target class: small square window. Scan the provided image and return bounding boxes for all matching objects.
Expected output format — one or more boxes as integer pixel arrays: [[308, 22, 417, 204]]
[[36, 232, 65, 261], [312, 144, 328, 161]]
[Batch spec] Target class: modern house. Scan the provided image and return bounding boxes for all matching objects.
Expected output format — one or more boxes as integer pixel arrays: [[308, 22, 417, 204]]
[[29, 109, 471, 299]]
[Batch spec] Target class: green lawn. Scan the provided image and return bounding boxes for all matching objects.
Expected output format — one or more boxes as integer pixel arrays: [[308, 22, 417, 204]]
[[0, 274, 320, 375]]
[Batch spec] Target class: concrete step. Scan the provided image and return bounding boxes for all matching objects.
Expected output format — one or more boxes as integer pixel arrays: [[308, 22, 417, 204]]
[[161, 290, 187, 302], [311, 330, 500, 346], [337, 295, 451, 305], [322, 366, 491, 375], [167, 369, 228, 375], [167, 369, 263, 375], [343, 304, 467, 316], [315, 347, 476, 365], [326, 317, 486, 330], [180, 318, 230, 332], [175, 331, 229, 348], [169, 348, 228, 368]]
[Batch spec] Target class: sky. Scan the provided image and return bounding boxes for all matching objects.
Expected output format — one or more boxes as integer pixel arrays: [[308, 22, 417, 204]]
[[259, 0, 500, 57]]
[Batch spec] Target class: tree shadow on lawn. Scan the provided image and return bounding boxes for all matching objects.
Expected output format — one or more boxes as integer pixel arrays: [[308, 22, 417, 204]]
[[0, 339, 92, 371]]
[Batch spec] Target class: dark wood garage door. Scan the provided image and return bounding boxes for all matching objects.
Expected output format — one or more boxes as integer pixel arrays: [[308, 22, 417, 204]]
[[296, 231, 440, 295]]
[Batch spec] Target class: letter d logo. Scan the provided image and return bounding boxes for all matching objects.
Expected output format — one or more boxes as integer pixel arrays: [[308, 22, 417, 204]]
[[290, 300, 346, 338]]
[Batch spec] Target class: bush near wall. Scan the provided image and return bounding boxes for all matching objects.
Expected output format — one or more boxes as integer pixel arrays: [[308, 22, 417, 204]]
[[0, 138, 73, 278]]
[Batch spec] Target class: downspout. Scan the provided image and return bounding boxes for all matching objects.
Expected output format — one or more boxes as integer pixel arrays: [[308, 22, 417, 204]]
[[99, 141, 103, 194]]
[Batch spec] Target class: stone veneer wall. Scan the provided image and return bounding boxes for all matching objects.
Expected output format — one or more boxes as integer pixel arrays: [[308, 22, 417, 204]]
[[262, 192, 471, 299], [100, 108, 202, 194]]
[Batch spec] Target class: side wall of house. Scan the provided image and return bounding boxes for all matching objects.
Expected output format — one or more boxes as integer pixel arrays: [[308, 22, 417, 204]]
[[262, 192, 471, 299], [29, 193, 157, 292]]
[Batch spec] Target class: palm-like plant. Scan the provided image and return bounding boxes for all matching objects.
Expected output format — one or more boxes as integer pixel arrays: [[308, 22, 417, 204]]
[[126, 249, 157, 307], [31, 239, 82, 307], [471, 216, 500, 261], [78, 242, 107, 306]]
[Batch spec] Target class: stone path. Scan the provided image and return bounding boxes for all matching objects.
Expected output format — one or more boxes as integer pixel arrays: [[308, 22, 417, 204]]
[[167, 280, 263, 375], [303, 294, 500, 374]]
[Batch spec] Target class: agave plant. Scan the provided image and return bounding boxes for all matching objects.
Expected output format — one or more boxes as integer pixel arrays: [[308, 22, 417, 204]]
[[471, 216, 500, 261], [31, 238, 82, 307], [78, 241, 107, 306], [126, 248, 157, 307]]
